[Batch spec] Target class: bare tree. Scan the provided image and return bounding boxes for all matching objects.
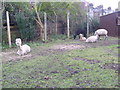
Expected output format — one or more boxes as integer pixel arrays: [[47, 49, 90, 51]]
[[33, 2, 45, 41]]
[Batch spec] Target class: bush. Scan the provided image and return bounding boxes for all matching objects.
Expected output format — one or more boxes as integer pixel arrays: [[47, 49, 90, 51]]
[[15, 12, 36, 41], [2, 28, 8, 45], [90, 19, 100, 34]]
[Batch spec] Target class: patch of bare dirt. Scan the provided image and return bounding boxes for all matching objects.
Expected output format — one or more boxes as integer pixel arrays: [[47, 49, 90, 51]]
[[79, 39, 118, 48], [101, 63, 119, 71], [2, 50, 32, 63], [73, 56, 101, 64], [1, 39, 118, 63], [51, 44, 85, 50]]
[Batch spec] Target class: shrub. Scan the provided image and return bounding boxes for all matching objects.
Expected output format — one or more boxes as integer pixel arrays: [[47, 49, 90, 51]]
[[15, 12, 36, 41]]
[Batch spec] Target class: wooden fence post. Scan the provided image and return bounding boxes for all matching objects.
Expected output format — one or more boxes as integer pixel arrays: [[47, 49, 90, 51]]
[[55, 15, 58, 34], [86, 4, 89, 37], [54, 11, 58, 34], [67, 10, 70, 39], [44, 12, 47, 41], [6, 11, 11, 48]]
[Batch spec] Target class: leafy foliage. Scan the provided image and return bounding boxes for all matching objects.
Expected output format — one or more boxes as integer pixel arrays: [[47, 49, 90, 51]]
[[89, 18, 100, 34], [4, 2, 36, 41], [15, 12, 36, 41], [3, 2, 96, 42]]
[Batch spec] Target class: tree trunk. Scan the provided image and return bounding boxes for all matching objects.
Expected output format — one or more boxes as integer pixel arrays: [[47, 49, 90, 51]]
[[34, 3, 44, 41], [0, 1, 4, 47]]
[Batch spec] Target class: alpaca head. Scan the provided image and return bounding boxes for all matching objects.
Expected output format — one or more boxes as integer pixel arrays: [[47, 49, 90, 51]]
[[95, 34, 99, 39], [79, 34, 83, 37], [15, 38, 22, 46]]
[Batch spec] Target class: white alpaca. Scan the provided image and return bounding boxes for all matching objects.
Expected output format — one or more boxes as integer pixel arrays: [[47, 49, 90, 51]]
[[79, 34, 86, 41], [15, 38, 31, 56], [94, 29, 108, 40], [86, 35, 99, 43]]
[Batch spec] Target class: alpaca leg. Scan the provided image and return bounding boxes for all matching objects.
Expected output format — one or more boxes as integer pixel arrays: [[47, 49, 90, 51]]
[[21, 51, 25, 56], [98, 35, 100, 40], [17, 50, 21, 55], [78, 35, 80, 39], [106, 35, 108, 40], [105, 35, 108, 40]]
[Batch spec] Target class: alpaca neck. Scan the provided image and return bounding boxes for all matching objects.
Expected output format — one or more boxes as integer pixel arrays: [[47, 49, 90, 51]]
[[96, 35, 99, 39], [80, 36, 82, 40], [17, 44, 22, 50]]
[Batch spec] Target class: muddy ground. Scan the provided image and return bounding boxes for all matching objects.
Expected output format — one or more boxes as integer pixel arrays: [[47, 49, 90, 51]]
[[2, 38, 120, 88], [1, 39, 118, 64]]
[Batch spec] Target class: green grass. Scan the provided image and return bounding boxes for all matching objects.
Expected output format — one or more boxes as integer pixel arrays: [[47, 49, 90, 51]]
[[2, 38, 119, 88], [108, 37, 119, 40]]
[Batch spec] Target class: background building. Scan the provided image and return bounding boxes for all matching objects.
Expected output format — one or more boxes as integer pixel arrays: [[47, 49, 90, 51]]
[[100, 11, 119, 37]]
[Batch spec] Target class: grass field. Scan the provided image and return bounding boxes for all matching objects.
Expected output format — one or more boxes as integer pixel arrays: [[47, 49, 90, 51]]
[[2, 37, 119, 88]]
